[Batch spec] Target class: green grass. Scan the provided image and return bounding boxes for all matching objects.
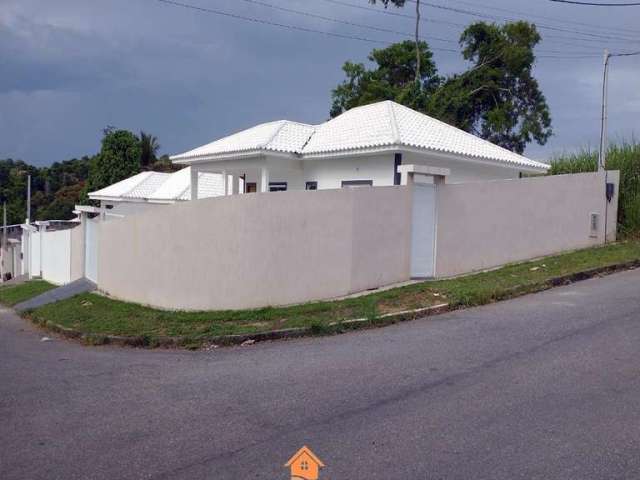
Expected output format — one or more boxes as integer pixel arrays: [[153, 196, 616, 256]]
[[23, 240, 640, 346], [550, 140, 640, 236], [0, 280, 56, 306]]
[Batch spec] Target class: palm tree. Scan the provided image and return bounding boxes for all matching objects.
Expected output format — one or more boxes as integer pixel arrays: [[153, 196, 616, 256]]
[[139, 131, 160, 169]]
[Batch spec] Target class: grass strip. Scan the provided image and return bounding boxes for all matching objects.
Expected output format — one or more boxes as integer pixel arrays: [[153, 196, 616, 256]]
[[0, 280, 56, 306], [12, 240, 640, 347]]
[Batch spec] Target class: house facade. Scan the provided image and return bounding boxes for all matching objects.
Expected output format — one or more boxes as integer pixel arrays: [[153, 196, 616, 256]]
[[170, 100, 549, 197]]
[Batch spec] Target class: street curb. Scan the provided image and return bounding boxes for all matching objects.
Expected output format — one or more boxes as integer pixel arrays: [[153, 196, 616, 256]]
[[24, 258, 640, 349]]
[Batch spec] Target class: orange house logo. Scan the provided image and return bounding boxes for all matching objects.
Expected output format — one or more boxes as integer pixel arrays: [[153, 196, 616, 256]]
[[284, 446, 325, 480]]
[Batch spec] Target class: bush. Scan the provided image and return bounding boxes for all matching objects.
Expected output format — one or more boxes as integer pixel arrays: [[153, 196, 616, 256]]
[[549, 141, 640, 236]]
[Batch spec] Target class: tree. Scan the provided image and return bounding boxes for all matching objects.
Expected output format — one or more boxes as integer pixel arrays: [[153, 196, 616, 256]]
[[330, 21, 553, 153], [330, 40, 439, 117], [427, 22, 552, 153], [368, 0, 422, 84], [88, 129, 142, 193], [140, 130, 160, 169]]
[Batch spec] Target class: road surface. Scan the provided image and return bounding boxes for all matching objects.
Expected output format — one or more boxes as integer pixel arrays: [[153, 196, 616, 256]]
[[2, 269, 640, 479]]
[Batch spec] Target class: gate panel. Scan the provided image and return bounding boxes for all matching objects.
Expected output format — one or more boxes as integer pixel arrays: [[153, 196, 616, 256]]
[[410, 184, 436, 278]]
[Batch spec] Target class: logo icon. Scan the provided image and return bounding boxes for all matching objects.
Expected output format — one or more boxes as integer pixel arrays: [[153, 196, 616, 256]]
[[284, 446, 325, 480]]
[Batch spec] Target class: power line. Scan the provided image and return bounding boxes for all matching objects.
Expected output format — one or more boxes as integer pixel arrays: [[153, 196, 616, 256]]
[[446, 0, 639, 36], [610, 50, 640, 56], [235, 0, 457, 44], [153, 0, 462, 51], [550, 0, 640, 5], [406, 0, 640, 43], [321, 0, 638, 49], [152, 0, 605, 59]]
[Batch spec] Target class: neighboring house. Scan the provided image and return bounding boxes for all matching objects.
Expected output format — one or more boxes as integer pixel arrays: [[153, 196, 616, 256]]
[[88, 167, 236, 216], [170, 100, 549, 198]]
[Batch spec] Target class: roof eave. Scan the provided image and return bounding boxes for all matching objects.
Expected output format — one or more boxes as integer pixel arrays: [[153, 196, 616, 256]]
[[171, 149, 298, 165], [301, 144, 548, 172]]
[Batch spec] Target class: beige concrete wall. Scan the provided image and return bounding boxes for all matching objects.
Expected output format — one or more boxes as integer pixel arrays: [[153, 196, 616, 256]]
[[98, 186, 412, 310], [434, 171, 620, 277]]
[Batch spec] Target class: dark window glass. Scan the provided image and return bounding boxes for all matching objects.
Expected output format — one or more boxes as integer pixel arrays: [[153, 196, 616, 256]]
[[305, 181, 318, 190], [268, 182, 287, 192], [341, 180, 373, 188]]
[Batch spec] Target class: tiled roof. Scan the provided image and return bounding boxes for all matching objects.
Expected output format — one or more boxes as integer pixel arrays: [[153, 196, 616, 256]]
[[89, 168, 225, 202], [170, 101, 548, 170], [171, 120, 315, 161]]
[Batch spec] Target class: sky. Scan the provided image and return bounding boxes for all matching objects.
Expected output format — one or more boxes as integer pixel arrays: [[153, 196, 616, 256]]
[[1, 0, 639, 166]]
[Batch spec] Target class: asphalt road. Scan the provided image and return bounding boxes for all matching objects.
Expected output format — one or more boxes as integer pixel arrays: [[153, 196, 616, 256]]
[[2, 270, 640, 480]]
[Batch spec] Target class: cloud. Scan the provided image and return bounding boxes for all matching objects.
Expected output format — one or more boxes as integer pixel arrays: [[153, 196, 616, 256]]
[[1, 0, 638, 165]]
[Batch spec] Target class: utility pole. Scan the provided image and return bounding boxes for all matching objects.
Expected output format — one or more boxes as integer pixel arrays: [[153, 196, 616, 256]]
[[598, 49, 610, 172], [26, 174, 31, 224], [415, 0, 421, 85], [1, 203, 6, 281]]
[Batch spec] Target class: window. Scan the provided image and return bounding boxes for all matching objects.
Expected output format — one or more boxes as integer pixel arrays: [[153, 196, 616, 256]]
[[245, 182, 257, 193], [269, 182, 287, 192], [305, 181, 318, 190], [341, 180, 373, 188]]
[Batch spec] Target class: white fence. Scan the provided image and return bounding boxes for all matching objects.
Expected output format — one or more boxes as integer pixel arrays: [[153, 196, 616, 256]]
[[22, 225, 84, 285]]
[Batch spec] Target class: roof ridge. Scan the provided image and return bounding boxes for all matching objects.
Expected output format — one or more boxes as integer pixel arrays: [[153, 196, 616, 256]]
[[387, 101, 401, 145], [263, 120, 289, 149]]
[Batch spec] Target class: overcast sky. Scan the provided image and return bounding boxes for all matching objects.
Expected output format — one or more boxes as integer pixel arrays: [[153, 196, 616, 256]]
[[1, 0, 639, 166]]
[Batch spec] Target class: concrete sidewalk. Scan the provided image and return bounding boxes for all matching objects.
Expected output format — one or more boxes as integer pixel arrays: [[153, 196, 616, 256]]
[[14, 277, 96, 312]]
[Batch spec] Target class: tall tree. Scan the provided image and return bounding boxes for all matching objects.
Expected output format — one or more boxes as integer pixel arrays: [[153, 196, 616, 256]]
[[330, 22, 552, 153], [139, 130, 160, 168], [368, 0, 422, 85], [330, 40, 439, 117], [88, 129, 142, 193], [427, 21, 552, 153]]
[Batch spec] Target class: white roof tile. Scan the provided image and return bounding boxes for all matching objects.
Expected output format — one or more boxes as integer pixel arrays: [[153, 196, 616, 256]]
[[170, 100, 548, 170], [89, 168, 226, 202], [171, 120, 315, 161]]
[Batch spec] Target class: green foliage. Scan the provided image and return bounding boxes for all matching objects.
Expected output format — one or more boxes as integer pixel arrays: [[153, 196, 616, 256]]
[[330, 40, 439, 117], [0, 280, 56, 306], [331, 21, 552, 153], [140, 130, 160, 168], [88, 129, 142, 193], [0, 157, 92, 224], [550, 141, 640, 235], [1, 128, 167, 224]]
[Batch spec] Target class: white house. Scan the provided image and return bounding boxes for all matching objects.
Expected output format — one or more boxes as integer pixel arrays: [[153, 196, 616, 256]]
[[170, 100, 549, 198], [88, 167, 237, 216]]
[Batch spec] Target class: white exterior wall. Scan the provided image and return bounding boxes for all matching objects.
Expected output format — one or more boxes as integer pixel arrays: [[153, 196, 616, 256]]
[[401, 151, 524, 183], [29, 231, 41, 277], [302, 154, 396, 189], [41, 229, 72, 285]]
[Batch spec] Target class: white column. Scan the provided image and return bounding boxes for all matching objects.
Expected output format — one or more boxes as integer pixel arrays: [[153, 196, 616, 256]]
[[260, 167, 270, 193], [222, 170, 228, 196], [190, 167, 199, 201]]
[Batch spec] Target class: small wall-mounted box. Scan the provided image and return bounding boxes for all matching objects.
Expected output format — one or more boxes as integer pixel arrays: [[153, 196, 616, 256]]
[[590, 212, 600, 238]]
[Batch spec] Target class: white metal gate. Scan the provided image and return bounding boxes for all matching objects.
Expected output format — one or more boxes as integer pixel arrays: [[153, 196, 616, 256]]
[[85, 217, 99, 283], [410, 183, 437, 278]]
